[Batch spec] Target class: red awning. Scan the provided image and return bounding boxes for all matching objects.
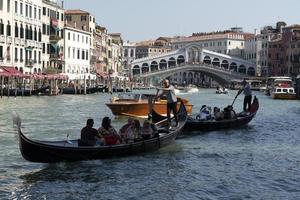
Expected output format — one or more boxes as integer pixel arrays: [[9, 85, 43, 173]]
[[0, 66, 24, 77]]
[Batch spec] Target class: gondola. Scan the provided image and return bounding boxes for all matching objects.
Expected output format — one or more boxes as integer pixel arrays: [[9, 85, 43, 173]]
[[1, 86, 50, 96], [62, 86, 99, 95], [13, 103, 187, 163], [152, 97, 259, 133]]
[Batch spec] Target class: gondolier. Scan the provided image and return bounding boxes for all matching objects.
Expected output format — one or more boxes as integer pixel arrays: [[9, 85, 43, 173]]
[[156, 79, 178, 127], [238, 79, 252, 112]]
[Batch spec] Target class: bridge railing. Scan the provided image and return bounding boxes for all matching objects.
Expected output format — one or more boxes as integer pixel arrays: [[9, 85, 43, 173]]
[[136, 61, 248, 78]]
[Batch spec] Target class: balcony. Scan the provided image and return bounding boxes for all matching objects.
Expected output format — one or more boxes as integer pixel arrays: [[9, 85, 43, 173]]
[[15, 38, 20, 45], [0, 35, 5, 43], [20, 39, 25, 46], [7, 36, 12, 44], [50, 35, 62, 43]]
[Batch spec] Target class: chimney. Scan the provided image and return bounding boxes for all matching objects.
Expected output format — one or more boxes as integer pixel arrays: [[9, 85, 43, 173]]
[[61, 1, 64, 8]]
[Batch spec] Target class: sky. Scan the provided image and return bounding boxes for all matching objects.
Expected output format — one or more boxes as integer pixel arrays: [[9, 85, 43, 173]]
[[64, 0, 300, 42]]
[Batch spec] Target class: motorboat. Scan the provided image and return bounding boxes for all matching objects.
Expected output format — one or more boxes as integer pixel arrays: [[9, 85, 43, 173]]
[[270, 78, 296, 99], [106, 93, 193, 118]]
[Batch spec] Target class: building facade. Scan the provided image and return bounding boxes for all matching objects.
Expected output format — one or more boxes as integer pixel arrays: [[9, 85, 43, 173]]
[[64, 26, 95, 81], [171, 28, 253, 59], [41, 0, 64, 73], [1, 0, 43, 74]]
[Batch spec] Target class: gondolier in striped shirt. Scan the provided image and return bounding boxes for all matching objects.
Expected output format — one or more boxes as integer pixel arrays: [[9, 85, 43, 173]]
[[156, 79, 178, 128]]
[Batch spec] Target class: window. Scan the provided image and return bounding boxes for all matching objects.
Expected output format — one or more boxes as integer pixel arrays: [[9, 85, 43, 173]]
[[38, 9, 41, 20], [42, 24, 46, 34], [86, 36, 88, 44], [68, 47, 70, 58], [34, 7, 36, 19], [20, 24, 23, 38], [42, 7, 46, 15], [0, 0, 3, 10], [38, 29, 41, 42], [25, 4, 28, 17], [15, 22, 18, 37], [82, 35, 84, 43], [42, 43, 45, 53], [81, 16, 87, 21], [15, 47, 18, 60], [7, 0, 10, 12], [14, 1, 17, 13], [20, 2, 22, 15], [68, 32, 70, 40], [82, 50, 85, 60], [77, 49, 80, 59], [47, 8, 49, 17], [73, 33, 75, 41], [7, 23, 11, 36], [77, 34, 79, 42], [86, 50, 88, 60], [72, 48, 75, 59], [29, 5, 32, 18], [56, 12, 59, 20], [38, 51, 41, 63], [61, 13, 63, 21], [20, 48, 23, 61], [0, 46, 3, 59]]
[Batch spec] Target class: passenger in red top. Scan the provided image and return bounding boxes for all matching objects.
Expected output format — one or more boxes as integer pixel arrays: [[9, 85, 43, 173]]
[[98, 117, 121, 145]]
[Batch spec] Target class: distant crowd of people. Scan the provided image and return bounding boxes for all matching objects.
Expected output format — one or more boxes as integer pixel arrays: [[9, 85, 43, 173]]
[[80, 117, 158, 147]]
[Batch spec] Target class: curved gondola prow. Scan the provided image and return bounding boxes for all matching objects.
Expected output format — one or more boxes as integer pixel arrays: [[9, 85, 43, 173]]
[[249, 96, 259, 114], [12, 111, 22, 130], [151, 100, 187, 124]]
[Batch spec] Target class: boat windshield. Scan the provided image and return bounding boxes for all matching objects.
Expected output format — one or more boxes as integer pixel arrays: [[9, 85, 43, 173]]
[[274, 79, 293, 87], [117, 93, 141, 101]]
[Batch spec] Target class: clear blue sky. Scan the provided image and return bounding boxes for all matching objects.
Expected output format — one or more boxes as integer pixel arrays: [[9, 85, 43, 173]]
[[64, 0, 300, 42]]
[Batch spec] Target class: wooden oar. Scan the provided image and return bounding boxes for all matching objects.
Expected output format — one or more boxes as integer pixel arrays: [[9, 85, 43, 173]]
[[231, 91, 241, 107]]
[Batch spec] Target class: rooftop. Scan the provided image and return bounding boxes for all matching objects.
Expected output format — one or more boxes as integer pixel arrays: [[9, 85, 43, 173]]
[[65, 9, 89, 15]]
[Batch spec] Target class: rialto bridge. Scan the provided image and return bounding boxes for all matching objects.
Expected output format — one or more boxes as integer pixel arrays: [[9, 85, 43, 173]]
[[130, 44, 256, 85]]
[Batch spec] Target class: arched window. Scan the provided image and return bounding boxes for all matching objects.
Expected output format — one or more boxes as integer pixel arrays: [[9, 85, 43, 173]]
[[25, 25, 28, 39], [6, 21, 11, 36], [15, 22, 19, 37], [0, 19, 4, 35], [34, 27, 37, 41], [38, 28, 41, 42], [29, 26, 33, 40], [20, 24, 24, 38]]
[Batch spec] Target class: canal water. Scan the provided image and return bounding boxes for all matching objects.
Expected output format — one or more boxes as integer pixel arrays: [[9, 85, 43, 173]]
[[0, 89, 299, 200]]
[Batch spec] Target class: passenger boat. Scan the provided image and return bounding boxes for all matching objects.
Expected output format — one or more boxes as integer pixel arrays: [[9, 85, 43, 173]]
[[152, 97, 259, 133], [13, 103, 187, 163], [270, 78, 296, 99], [106, 93, 193, 118], [265, 76, 292, 96]]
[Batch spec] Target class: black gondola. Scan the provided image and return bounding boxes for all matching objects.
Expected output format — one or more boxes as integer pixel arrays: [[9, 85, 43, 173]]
[[13, 103, 187, 163], [62, 86, 99, 95], [152, 97, 259, 133]]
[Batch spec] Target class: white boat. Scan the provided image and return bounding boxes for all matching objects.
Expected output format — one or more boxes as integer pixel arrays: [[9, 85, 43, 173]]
[[270, 78, 296, 99]]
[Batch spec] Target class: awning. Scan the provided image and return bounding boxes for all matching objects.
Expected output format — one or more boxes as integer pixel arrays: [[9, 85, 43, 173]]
[[0, 66, 24, 77]]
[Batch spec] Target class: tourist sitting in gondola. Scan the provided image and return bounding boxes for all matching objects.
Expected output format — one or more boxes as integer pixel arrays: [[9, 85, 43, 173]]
[[119, 118, 136, 143], [80, 119, 105, 146], [98, 117, 122, 145], [196, 105, 212, 120], [223, 105, 236, 120], [141, 120, 157, 139], [213, 107, 224, 121]]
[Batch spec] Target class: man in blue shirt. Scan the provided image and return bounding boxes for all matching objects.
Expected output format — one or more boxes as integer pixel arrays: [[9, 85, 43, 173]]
[[238, 79, 252, 112]]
